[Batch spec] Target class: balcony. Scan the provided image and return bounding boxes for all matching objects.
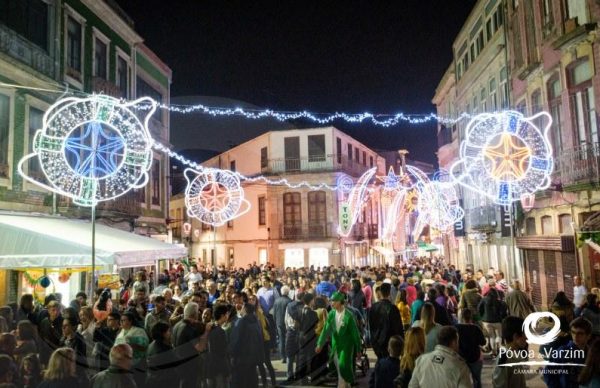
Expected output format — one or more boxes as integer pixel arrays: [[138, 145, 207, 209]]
[[468, 205, 498, 231], [555, 143, 600, 190], [97, 191, 141, 216], [264, 154, 371, 177], [90, 77, 123, 98], [0, 23, 54, 78], [552, 21, 596, 50], [281, 222, 332, 240]]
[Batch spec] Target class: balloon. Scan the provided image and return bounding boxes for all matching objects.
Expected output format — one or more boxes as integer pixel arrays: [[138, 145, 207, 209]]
[[38, 276, 51, 288], [58, 272, 70, 283]]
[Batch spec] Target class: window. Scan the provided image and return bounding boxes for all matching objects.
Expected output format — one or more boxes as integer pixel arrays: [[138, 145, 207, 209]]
[[258, 196, 266, 225], [541, 215, 553, 235], [0, 94, 9, 177], [500, 67, 509, 108], [559, 214, 573, 234], [0, 0, 48, 50], [137, 77, 163, 121], [94, 37, 108, 79], [116, 56, 129, 98], [284, 136, 300, 171], [227, 220, 233, 228], [477, 30, 484, 54], [547, 76, 563, 154], [526, 217, 536, 235], [541, 0, 553, 30], [307, 134, 325, 162], [568, 59, 597, 148], [202, 221, 210, 231], [308, 191, 326, 236], [135, 187, 145, 203], [486, 18, 493, 41], [283, 192, 301, 226], [66, 16, 82, 76], [355, 146, 360, 163], [151, 160, 160, 205], [362, 151, 366, 166], [28, 107, 44, 176], [513, 15, 524, 69], [369, 156, 374, 167], [489, 78, 498, 110], [566, 0, 589, 25], [230, 160, 236, 172], [260, 147, 268, 168], [531, 88, 542, 122], [480, 87, 487, 112], [336, 137, 342, 163], [347, 143, 352, 161]]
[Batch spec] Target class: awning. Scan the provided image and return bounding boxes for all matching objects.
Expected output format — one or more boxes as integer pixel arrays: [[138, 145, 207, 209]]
[[0, 213, 187, 268], [417, 241, 439, 252]]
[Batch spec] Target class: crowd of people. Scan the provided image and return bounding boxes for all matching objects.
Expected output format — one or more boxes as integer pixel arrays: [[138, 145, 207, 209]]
[[0, 257, 598, 388]]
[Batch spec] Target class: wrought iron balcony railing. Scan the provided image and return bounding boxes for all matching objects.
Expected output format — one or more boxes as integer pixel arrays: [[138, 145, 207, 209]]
[[280, 222, 332, 240], [555, 143, 600, 188], [0, 22, 54, 78], [264, 154, 372, 177], [468, 205, 497, 231]]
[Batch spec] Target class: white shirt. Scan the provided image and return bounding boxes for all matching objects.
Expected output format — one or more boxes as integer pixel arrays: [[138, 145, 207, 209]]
[[335, 308, 345, 332], [185, 272, 203, 284], [574, 285, 588, 307]]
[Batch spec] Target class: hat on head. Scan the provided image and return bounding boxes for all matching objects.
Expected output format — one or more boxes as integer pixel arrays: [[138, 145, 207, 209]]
[[330, 291, 345, 302]]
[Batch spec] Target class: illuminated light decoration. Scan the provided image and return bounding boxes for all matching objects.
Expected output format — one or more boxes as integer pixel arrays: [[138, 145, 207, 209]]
[[415, 180, 465, 236], [337, 168, 377, 237], [381, 190, 407, 241], [404, 189, 419, 212], [450, 111, 553, 205], [336, 174, 355, 194], [18, 95, 156, 206], [520, 193, 536, 211], [383, 167, 401, 191], [153, 141, 339, 191], [143, 102, 471, 127], [183, 222, 192, 235], [184, 167, 250, 227]]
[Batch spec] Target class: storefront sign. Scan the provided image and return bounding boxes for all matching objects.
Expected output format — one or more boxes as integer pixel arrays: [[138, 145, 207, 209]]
[[339, 203, 351, 235]]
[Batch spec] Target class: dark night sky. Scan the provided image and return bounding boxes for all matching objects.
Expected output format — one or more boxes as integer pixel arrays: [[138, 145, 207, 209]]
[[115, 1, 476, 164]]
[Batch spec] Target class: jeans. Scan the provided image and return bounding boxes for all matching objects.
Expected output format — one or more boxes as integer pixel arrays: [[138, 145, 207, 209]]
[[467, 360, 483, 388], [286, 355, 296, 379], [277, 325, 287, 359]]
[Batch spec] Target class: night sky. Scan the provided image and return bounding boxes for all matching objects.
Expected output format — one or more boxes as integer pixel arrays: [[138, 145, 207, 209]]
[[115, 1, 476, 164]]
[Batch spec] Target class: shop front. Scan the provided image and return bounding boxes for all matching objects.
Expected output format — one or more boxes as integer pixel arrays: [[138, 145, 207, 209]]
[[0, 213, 187, 306]]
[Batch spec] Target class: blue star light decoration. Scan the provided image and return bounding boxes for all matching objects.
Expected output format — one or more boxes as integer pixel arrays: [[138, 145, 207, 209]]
[[450, 111, 553, 205], [18, 95, 157, 206]]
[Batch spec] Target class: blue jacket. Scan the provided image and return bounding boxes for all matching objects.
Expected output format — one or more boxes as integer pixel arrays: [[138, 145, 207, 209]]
[[543, 340, 587, 388], [369, 356, 400, 388], [316, 281, 337, 298]]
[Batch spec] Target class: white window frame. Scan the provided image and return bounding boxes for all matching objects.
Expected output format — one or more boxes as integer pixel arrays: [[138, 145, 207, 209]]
[[92, 27, 110, 80], [23, 96, 49, 192], [115, 47, 131, 98], [0, 88, 15, 189], [64, 6, 85, 89]]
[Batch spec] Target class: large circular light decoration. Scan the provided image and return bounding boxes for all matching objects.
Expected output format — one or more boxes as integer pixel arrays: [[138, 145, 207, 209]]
[[450, 111, 553, 205], [18, 95, 156, 206], [184, 168, 250, 227]]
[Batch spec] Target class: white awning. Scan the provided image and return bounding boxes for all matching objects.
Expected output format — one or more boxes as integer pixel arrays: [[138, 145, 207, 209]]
[[0, 213, 187, 268]]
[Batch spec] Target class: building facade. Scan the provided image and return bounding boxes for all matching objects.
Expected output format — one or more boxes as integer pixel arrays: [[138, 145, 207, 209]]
[[0, 0, 172, 304], [172, 127, 389, 269], [433, 0, 519, 282]]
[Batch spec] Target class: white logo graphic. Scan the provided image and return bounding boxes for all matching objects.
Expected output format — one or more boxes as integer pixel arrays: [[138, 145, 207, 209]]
[[522, 312, 561, 345]]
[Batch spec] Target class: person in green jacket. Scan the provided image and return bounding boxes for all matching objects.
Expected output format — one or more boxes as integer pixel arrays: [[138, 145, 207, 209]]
[[315, 291, 361, 388]]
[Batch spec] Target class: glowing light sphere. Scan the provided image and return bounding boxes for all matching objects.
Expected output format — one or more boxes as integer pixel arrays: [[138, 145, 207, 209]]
[[184, 167, 250, 227], [18, 95, 156, 206], [336, 173, 354, 194], [338, 168, 376, 237], [450, 111, 553, 205]]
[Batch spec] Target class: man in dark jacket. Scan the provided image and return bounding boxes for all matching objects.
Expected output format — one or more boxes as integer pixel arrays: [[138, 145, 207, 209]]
[[90, 343, 137, 388], [455, 308, 486, 388], [93, 312, 121, 372], [273, 286, 292, 362], [37, 300, 63, 365], [172, 302, 201, 388], [369, 283, 403, 359], [297, 293, 318, 385], [229, 303, 264, 388], [206, 304, 231, 388], [284, 292, 304, 382]]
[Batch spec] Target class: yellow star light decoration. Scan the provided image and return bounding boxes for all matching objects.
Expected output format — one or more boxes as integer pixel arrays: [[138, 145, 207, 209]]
[[483, 133, 531, 181]]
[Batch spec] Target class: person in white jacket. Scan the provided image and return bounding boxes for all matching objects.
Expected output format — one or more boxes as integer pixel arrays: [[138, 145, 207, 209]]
[[408, 326, 472, 388]]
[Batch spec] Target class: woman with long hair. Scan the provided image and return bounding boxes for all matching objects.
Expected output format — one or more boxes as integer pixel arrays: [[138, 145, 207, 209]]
[[249, 294, 277, 388], [14, 320, 38, 367], [411, 302, 441, 353], [20, 353, 43, 388], [146, 321, 176, 388], [38, 348, 79, 387], [579, 338, 600, 387], [77, 306, 95, 374], [395, 289, 411, 331], [397, 327, 426, 388]]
